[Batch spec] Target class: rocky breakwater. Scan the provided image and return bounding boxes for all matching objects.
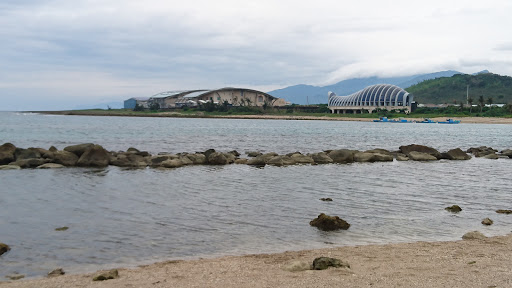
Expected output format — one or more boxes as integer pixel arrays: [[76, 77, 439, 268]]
[[0, 143, 510, 171]]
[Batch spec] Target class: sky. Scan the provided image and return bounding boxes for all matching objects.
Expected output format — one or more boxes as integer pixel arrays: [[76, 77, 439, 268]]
[[1, 0, 512, 110]]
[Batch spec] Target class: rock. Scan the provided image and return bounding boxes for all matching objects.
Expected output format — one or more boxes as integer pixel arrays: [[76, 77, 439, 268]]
[[260, 152, 279, 162], [110, 153, 148, 168], [223, 153, 236, 164], [312, 257, 350, 270], [37, 163, 65, 169], [0, 242, 10, 256], [501, 149, 512, 158], [5, 274, 24, 280], [10, 158, 50, 168], [481, 218, 493, 226], [443, 148, 471, 160], [64, 143, 95, 157], [14, 147, 41, 160], [467, 146, 498, 157], [49, 146, 58, 152], [309, 152, 333, 164], [365, 148, 392, 155], [48, 268, 65, 277], [149, 155, 177, 167], [208, 152, 228, 165], [353, 152, 375, 162], [328, 149, 355, 163], [246, 156, 267, 166], [234, 158, 248, 164], [93, 269, 119, 281], [76, 145, 110, 167], [267, 155, 296, 166], [55, 226, 69, 231], [445, 205, 462, 213], [202, 149, 216, 162], [310, 213, 350, 231], [496, 209, 512, 214], [48, 268, 66, 277], [44, 151, 79, 166], [283, 261, 311, 272], [186, 154, 207, 165], [372, 153, 394, 162], [161, 159, 184, 168], [399, 144, 442, 159], [483, 153, 499, 159], [178, 156, 194, 166], [395, 153, 409, 161], [126, 147, 140, 153], [408, 151, 438, 161], [228, 150, 241, 157], [0, 143, 16, 165], [290, 154, 315, 164], [320, 198, 333, 202], [246, 151, 262, 157], [0, 165, 21, 170], [462, 231, 487, 240]]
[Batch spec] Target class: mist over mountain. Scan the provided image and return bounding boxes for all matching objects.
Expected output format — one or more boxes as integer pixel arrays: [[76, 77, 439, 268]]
[[267, 70, 462, 104]]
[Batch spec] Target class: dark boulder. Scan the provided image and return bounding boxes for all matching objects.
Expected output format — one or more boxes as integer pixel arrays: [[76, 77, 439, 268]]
[[202, 149, 216, 162], [208, 152, 229, 165], [445, 205, 462, 213], [320, 198, 333, 202], [328, 149, 356, 163], [49, 146, 58, 152], [442, 148, 471, 160], [93, 269, 119, 281], [0, 242, 10, 256], [481, 218, 493, 226], [48, 268, 65, 277], [64, 143, 95, 157], [310, 213, 350, 231], [399, 144, 442, 159], [10, 158, 50, 168], [185, 153, 207, 165], [76, 145, 110, 167], [44, 150, 79, 166], [228, 150, 241, 157], [246, 151, 262, 157], [14, 148, 41, 161], [0, 143, 17, 165], [126, 147, 140, 153], [312, 257, 350, 270]]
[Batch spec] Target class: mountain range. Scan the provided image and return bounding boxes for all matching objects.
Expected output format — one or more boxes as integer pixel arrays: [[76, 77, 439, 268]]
[[267, 70, 490, 105]]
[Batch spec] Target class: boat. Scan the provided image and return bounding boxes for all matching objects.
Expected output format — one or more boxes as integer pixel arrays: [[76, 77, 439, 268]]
[[373, 116, 390, 122], [373, 117, 411, 123], [416, 118, 436, 123], [438, 118, 461, 124]]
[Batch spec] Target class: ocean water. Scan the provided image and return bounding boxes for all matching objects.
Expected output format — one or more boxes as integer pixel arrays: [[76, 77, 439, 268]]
[[1, 112, 512, 279]]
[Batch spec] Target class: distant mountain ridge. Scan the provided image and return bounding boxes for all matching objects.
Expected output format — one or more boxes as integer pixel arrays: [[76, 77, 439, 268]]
[[267, 70, 485, 105]]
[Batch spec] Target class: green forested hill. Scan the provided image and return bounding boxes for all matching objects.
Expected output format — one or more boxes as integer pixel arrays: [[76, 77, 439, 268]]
[[406, 73, 512, 104]]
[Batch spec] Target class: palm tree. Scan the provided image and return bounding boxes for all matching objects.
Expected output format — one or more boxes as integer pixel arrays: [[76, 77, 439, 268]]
[[487, 97, 493, 109], [468, 97, 474, 114], [478, 95, 485, 113]]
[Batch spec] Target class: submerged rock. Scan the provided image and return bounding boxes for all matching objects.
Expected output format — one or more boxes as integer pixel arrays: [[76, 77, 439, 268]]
[[310, 213, 350, 231], [320, 198, 333, 202], [481, 218, 493, 226], [312, 257, 350, 270], [496, 209, 512, 214], [55, 226, 69, 231], [93, 269, 119, 281], [445, 205, 462, 213], [462, 231, 487, 240]]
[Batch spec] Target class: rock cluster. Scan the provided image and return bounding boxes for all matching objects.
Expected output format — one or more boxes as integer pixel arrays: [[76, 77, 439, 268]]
[[0, 143, 509, 170]]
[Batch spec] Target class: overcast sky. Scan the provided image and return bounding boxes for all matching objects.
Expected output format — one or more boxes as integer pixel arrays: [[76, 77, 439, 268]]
[[1, 0, 512, 110]]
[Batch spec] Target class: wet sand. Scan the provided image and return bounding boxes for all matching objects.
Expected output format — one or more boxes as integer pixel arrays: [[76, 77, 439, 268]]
[[2, 233, 511, 288]]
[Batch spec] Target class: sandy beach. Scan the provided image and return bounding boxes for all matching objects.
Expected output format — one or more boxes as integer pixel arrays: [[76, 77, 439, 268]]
[[2, 233, 511, 288], [37, 111, 512, 124]]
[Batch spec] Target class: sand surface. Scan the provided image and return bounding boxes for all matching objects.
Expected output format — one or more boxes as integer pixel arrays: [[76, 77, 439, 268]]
[[2, 234, 511, 288]]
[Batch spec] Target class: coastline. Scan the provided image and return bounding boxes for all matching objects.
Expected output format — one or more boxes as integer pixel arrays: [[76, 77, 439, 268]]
[[2, 233, 511, 288], [34, 110, 512, 124]]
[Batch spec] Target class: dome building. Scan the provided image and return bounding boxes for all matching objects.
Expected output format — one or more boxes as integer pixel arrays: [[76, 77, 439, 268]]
[[328, 84, 413, 114]]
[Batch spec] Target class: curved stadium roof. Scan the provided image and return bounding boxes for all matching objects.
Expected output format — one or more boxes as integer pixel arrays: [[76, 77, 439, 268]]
[[328, 84, 412, 107]]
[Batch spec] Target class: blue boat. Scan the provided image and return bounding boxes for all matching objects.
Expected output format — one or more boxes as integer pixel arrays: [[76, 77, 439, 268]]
[[416, 118, 436, 123], [438, 118, 461, 124], [373, 117, 411, 123]]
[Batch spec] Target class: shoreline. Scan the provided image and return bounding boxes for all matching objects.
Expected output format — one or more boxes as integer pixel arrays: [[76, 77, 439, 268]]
[[32, 110, 512, 124], [2, 233, 511, 287]]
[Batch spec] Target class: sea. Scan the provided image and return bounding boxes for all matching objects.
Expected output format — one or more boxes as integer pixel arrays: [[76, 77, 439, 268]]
[[1, 111, 511, 279]]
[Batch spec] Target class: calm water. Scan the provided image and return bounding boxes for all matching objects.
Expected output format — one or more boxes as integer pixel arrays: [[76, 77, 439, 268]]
[[1, 112, 512, 279]]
